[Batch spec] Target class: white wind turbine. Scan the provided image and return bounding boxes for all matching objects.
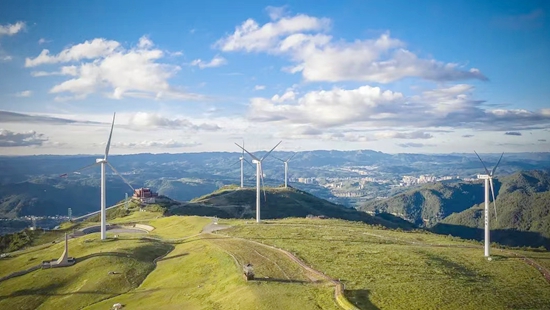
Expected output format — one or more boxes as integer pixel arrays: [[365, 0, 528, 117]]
[[235, 141, 282, 223], [60, 113, 135, 240], [474, 151, 504, 258], [231, 140, 252, 188], [273, 153, 296, 188]]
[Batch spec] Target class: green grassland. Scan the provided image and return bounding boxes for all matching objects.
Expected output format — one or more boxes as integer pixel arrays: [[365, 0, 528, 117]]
[[219, 218, 550, 310], [85, 235, 338, 310], [0, 236, 172, 310], [2, 213, 550, 310]]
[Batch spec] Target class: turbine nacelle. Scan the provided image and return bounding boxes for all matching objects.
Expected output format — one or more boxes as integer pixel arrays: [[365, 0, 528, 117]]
[[477, 174, 490, 180], [252, 159, 260, 164], [96, 158, 107, 164]]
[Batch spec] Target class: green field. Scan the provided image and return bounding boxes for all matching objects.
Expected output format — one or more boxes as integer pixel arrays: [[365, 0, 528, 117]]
[[219, 218, 550, 310], [1, 215, 550, 309]]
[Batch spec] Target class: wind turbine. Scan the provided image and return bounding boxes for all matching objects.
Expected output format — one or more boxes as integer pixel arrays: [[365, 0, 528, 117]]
[[273, 153, 296, 188], [60, 113, 135, 240], [235, 141, 282, 223], [474, 151, 504, 258], [231, 140, 252, 188]]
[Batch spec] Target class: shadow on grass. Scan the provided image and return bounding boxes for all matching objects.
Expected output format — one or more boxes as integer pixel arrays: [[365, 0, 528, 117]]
[[431, 223, 550, 250], [0, 282, 114, 299], [77, 243, 174, 264], [417, 250, 491, 283], [157, 253, 188, 262], [346, 289, 379, 310]]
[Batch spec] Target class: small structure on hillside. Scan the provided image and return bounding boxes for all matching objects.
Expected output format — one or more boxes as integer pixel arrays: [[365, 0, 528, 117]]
[[243, 263, 254, 281], [42, 233, 76, 268], [133, 188, 158, 204]]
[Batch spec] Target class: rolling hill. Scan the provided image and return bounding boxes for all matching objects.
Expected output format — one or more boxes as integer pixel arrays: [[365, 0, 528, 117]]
[[179, 185, 416, 229], [2, 215, 550, 310], [361, 170, 550, 248]]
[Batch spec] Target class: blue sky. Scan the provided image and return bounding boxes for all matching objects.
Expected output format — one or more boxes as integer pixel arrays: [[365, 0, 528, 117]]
[[0, 0, 549, 155]]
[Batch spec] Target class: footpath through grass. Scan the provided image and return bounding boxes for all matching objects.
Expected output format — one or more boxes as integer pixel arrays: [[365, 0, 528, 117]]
[[86, 234, 338, 310], [220, 218, 550, 310]]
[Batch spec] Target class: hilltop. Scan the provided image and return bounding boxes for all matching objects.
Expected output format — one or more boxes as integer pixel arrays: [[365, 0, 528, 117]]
[[156, 185, 414, 230], [360, 170, 550, 248]]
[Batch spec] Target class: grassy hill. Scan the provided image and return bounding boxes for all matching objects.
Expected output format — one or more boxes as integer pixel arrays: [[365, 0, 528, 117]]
[[361, 170, 550, 248], [181, 185, 416, 229], [434, 170, 550, 248], [3, 214, 550, 310], [359, 182, 484, 226]]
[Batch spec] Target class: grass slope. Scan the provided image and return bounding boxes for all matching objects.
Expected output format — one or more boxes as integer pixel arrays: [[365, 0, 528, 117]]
[[85, 236, 338, 310], [0, 236, 171, 310], [220, 218, 550, 310], [187, 186, 416, 229]]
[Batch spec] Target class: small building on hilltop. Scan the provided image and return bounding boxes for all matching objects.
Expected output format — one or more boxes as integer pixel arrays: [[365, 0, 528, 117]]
[[133, 188, 158, 204]]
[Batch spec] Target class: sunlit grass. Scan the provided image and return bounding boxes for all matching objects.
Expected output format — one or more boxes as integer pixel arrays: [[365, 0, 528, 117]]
[[222, 218, 550, 310]]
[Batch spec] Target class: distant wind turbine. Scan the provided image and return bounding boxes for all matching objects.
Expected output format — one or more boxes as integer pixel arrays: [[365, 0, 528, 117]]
[[231, 140, 253, 188], [60, 113, 135, 240], [235, 141, 282, 223], [474, 151, 504, 259], [273, 153, 296, 188]]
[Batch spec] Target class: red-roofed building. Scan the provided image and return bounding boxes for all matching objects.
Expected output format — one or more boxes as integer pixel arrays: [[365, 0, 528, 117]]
[[133, 188, 158, 204]]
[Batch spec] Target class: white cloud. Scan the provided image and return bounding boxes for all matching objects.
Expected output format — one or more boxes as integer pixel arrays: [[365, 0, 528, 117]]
[[0, 22, 25, 37], [216, 13, 330, 52], [31, 65, 79, 77], [0, 129, 47, 147], [127, 112, 221, 131], [375, 131, 433, 139], [397, 142, 436, 148], [250, 85, 405, 127], [248, 84, 550, 134], [217, 10, 486, 83], [14, 90, 32, 97], [38, 38, 51, 45], [112, 139, 200, 149], [190, 55, 227, 68], [25, 38, 121, 67], [254, 85, 266, 90], [27, 36, 203, 101], [1, 55, 12, 61]]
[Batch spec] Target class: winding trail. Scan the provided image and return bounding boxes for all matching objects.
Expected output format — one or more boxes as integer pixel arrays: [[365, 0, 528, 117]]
[[207, 222, 359, 310]]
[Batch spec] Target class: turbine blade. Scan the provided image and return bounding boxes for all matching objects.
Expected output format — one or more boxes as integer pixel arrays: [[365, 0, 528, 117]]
[[59, 162, 99, 177], [474, 150, 491, 176], [235, 142, 259, 161], [287, 152, 297, 162], [261, 140, 282, 161], [491, 152, 504, 176], [230, 159, 241, 167], [107, 162, 135, 191], [244, 158, 255, 168], [260, 163, 267, 202], [272, 155, 285, 163], [104, 112, 116, 159], [489, 177, 498, 223]]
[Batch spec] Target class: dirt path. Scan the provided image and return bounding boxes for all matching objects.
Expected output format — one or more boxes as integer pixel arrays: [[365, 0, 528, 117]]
[[208, 227, 359, 310]]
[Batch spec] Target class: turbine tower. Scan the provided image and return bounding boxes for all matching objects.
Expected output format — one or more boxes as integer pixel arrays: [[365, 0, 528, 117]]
[[60, 113, 135, 240], [274, 153, 296, 188], [474, 151, 503, 258], [235, 141, 282, 223], [232, 140, 252, 188]]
